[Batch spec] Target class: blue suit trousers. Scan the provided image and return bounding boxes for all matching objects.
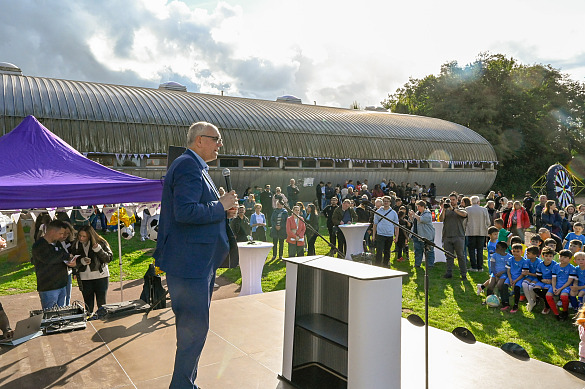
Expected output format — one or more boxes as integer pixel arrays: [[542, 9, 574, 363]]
[[167, 271, 216, 389]]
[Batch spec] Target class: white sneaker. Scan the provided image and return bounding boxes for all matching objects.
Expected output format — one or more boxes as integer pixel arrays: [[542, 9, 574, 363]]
[[476, 284, 483, 296]]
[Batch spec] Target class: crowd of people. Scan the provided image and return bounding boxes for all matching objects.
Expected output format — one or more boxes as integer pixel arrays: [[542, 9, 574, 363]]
[[234, 177, 585, 329]]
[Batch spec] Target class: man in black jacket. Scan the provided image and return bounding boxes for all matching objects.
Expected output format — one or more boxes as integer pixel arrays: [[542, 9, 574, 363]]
[[322, 196, 339, 255], [31, 220, 77, 309]]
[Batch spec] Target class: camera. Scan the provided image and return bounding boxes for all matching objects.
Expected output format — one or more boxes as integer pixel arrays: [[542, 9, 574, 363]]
[[444, 199, 451, 208]]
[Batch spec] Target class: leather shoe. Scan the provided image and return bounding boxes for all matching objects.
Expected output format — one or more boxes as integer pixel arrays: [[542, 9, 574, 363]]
[[443, 273, 452, 279]]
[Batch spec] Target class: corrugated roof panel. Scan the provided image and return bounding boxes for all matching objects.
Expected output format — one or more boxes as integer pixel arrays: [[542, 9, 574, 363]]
[[0, 74, 498, 163]]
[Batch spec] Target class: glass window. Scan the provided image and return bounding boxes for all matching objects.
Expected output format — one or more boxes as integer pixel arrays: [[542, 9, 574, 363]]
[[408, 161, 419, 169], [335, 160, 349, 168], [146, 158, 166, 167], [366, 162, 378, 168], [284, 159, 300, 168], [394, 162, 404, 169], [262, 158, 279, 167], [319, 160, 333, 168], [420, 161, 430, 169], [302, 160, 317, 168], [352, 161, 365, 168], [219, 158, 239, 168], [89, 155, 114, 167], [243, 158, 260, 167], [207, 159, 218, 167], [430, 162, 442, 169], [381, 162, 392, 168]]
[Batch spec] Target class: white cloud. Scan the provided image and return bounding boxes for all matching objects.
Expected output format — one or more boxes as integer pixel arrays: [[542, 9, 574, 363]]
[[1, 0, 584, 109]]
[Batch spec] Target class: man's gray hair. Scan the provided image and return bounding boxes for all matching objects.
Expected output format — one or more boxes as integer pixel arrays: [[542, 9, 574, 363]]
[[471, 196, 480, 204], [187, 122, 218, 146]]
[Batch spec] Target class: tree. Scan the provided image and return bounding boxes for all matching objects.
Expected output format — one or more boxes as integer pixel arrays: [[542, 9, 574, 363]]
[[382, 53, 585, 194]]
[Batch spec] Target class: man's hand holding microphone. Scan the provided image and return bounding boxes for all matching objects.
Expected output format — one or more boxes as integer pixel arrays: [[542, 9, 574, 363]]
[[220, 190, 238, 218]]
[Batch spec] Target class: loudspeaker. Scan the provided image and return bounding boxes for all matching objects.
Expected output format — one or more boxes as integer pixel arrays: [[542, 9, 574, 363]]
[[167, 146, 187, 170]]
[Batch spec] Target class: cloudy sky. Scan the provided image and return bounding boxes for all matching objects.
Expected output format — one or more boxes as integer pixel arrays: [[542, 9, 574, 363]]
[[1, 0, 584, 108]]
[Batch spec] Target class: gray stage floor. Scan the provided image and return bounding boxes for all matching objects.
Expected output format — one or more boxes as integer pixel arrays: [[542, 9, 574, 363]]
[[0, 290, 583, 388]]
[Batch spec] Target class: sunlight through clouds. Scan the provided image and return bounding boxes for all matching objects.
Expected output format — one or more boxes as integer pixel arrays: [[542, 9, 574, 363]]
[[1, 0, 585, 108]]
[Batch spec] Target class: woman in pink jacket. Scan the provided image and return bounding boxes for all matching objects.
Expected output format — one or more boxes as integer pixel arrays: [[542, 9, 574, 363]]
[[286, 205, 306, 257], [506, 201, 531, 243]]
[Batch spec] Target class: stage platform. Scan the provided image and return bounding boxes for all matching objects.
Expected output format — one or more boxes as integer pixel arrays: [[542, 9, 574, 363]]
[[0, 290, 583, 388]]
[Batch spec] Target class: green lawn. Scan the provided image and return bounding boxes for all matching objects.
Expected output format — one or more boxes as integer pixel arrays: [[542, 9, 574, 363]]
[[0, 222, 579, 367]]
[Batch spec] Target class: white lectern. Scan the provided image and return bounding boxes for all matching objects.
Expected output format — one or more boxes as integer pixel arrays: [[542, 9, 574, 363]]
[[281, 255, 407, 388]]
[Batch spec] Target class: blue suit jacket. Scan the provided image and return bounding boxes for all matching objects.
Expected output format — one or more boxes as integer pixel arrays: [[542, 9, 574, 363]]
[[153, 150, 236, 278]]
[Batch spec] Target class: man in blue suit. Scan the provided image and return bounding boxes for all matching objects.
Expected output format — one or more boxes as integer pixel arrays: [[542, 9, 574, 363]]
[[154, 122, 239, 389]]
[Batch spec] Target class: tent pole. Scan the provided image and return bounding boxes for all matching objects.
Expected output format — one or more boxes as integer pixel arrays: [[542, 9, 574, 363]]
[[117, 204, 123, 302]]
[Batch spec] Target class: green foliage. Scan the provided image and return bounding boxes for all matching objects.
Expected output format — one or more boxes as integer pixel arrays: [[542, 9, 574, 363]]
[[382, 52, 585, 195]]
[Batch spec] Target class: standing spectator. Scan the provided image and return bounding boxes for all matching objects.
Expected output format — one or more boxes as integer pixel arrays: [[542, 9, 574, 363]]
[[32, 220, 78, 310], [270, 201, 288, 260], [322, 197, 339, 256], [250, 204, 267, 241], [140, 208, 152, 241], [559, 210, 571, 238], [396, 182, 405, 201], [286, 205, 306, 257], [332, 199, 358, 257], [59, 222, 76, 306], [485, 200, 497, 226], [574, 204, 585, 225], [230, 205, 251, 242], [372, 196, 399, 267], [287, 179, 300, 207], [506, 201, 531, 242], [305, 204, 320, 256], [253, 186, 262, 202], [440, 198, 468, 279], [272, 187, 288, 209], [90, 206, 108, 234], [70, 225, 113, 314], [565, 204, 577, 227], [243, 194, 256, 218], [380, 179, 387, 193], [260, 185, 274, 226], [409, 200, 436, 268], [523, 191, 535, 226], [541, 200, 562, 235], [324, 182, 335, 209], [534, 194, 547, 230], [395, 210, 411, 262], [333, 187, 342, 204], [360, 184, 372, 201], [428, 183, 437, 203], [465, 196, 490, 272], [296, 201, 307, 220], [345, 187, 357, 204], [315, 181, 324, 211]]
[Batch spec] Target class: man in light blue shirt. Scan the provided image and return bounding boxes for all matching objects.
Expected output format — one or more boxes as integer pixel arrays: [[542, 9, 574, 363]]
[[373, 196, 399, 267]]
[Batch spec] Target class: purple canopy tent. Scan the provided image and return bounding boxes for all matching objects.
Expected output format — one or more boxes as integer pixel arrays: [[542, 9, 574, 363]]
[[0, 115, 162, 209], [0, 115, 163, 301]]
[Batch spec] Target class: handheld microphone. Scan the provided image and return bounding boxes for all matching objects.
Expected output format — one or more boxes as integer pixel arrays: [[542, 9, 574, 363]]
[[222, 168, 232, 192]]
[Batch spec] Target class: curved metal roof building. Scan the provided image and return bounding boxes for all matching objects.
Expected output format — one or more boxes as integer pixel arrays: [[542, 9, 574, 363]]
[[0, 68, 498, 196]]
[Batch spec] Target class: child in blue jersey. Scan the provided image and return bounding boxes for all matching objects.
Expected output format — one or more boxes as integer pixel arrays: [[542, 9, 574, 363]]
[[477, 227, 499, 296], [522, 245, 542, 312], [569, 240, 584, 257], [563, 222, 585, 249], [533, 246, 557, 315], [485, 241, 512, 306], [570, 252, 585, 310], [547, 249, 577, 321], [503, 243, 527, 313]]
